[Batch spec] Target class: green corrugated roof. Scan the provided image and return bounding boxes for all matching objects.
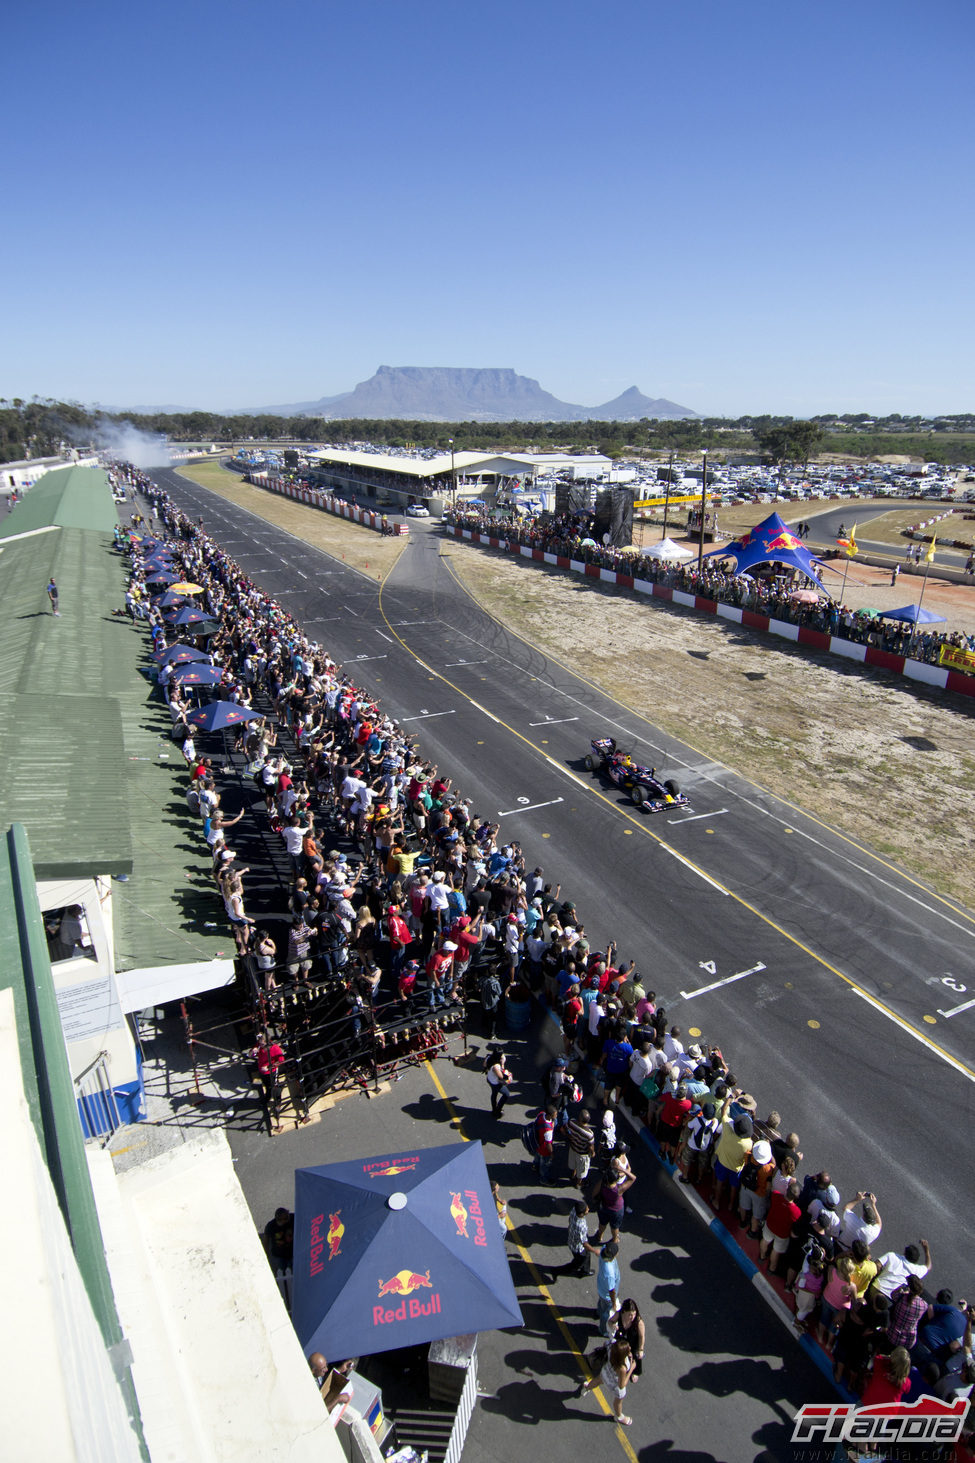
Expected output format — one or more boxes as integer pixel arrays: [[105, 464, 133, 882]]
[[0, 464, 119, 537], [0, 486, 230, 967], [110, 695, 238, 972], [0, 693, 131, 877]]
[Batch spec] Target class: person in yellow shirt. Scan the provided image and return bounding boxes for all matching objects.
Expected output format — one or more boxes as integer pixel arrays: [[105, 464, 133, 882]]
[[849, 1238, 879, 1298], [710, 1089, 753, 1213]]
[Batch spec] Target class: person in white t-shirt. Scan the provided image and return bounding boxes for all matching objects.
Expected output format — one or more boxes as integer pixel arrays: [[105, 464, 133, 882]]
[[873, 1238, 932, 1298], [282, 816, 311, 874], [663, 1027, 684, 1062], [836, 1192, 883, 1252]]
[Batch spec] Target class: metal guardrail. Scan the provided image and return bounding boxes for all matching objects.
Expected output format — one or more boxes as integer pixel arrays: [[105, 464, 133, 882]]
[[444, 1347, 478, 1463], [75, 1051, 123, 1142]]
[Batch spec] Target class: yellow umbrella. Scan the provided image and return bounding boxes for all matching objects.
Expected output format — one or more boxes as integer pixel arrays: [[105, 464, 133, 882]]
[[168, 582, 204, 594]]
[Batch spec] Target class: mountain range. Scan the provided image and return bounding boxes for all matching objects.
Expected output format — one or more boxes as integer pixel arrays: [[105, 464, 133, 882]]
[[239, 366, 699, 422]]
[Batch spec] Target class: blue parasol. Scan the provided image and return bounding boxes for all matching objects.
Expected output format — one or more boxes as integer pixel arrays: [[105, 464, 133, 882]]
[[170, 663, 227, 687], [151, 643, 208, 665], [185, 700, 264, 732], [165, 605, 213, 627], [293, 1141, 522, 1362]]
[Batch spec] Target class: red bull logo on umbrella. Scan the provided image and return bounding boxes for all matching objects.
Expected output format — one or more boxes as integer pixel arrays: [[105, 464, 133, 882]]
[[364, 1156, 419, 1178], [450, 1189, 488, 1246], [374, 1269, 441, 1325], [449, 1192, 469, 1238], [326, 1211, 344, 1260]]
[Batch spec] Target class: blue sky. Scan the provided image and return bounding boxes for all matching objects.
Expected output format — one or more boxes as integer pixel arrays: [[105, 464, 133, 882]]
[[4, 0, 972, 417]]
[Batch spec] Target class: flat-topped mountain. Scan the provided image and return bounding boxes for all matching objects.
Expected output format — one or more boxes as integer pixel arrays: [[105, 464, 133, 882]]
[[247, 366, 698, 422]]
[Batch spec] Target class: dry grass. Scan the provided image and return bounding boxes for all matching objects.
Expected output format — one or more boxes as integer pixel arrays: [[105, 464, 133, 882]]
[[443, 545, 975, 907], [175, 461, 408, 579], [174, 463, 975, 905]]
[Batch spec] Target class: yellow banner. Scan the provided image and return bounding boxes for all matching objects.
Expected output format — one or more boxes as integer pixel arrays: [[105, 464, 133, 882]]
[[633, 493, 709, 508], [940, 644, 975, 676]]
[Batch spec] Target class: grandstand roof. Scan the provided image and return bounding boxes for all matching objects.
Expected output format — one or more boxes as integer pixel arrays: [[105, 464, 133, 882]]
[[0, 464, 119, 537], [0, 467, 228, 964], [306, 447, 529, 478]]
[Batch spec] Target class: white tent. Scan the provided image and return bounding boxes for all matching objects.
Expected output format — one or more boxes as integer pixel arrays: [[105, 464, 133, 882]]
[[641, 537, 696, 561]]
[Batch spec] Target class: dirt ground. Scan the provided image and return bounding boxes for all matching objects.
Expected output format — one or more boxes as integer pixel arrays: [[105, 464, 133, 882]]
[[177, 464, 975, 905], [446, 546, 975, 905], [176, 460, 409, 580]]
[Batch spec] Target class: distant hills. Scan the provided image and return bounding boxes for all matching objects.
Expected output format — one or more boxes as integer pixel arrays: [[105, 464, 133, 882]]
[[239, 366, 699, 422]]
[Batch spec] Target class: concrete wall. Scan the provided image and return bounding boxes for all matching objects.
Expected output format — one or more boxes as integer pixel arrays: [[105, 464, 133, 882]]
[[38, 876, 142, 1116], [0, 988, 144, 1462]]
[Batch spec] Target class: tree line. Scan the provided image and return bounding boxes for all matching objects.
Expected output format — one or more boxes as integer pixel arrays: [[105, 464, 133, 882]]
[[1, 396, 973, 468]]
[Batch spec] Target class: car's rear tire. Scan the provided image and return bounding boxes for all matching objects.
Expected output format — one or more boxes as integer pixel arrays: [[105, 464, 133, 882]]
[[584, 755, 594, 772], [664, 778, 680, 797]]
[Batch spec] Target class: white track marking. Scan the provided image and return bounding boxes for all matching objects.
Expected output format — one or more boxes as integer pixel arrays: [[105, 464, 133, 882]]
[[660, 845, 729, 894], [851, 989, 975, 1083], [438, 615, 972, 939], [679, 963, 766, 1000], [668, 808, 728, 823], [498, 797, 565, 817], [937, 996, 975, 1019]]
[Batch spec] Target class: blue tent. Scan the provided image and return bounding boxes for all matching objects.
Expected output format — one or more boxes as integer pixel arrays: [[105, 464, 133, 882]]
[[880, 604, 946, 625], [705, 511, 825, 583], [185, 700, 263, 732], [293, 1142, 522, 1361]]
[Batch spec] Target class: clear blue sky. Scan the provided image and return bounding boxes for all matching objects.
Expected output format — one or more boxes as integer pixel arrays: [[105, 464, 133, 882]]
[[4, 0, 972, 417]]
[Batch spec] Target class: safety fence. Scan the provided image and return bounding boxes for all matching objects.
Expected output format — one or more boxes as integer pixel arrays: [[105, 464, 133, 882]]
[[444, 523, 975, 700], [74, 1052, 123, 1142], [245, 473, 410, 535]]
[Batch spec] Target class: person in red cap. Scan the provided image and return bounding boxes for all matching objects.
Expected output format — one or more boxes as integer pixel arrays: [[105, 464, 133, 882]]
[[503, 913, 522, 985], [426, 942, 455, 1008], [387, 903, 412, 977]]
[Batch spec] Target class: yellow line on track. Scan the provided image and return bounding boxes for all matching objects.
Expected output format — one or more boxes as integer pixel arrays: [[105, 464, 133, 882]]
[[423, 1061, 639, 1461], [379, 548, 975, 1083], [438, 541, 975, 925]]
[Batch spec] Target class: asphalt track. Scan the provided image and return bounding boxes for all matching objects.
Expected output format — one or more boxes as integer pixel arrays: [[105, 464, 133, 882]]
[[152, 465, 975, 1292], [805, 499, 968, 568]]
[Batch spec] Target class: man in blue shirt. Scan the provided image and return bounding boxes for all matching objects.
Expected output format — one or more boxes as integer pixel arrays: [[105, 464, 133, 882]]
[[914, 1291, 970, 1373], [595, 1241, 621, 1337]]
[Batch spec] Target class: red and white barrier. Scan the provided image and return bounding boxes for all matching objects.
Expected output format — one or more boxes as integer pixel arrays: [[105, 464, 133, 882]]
[[245, 474, 407, 538], [446, 525, 975, 701]]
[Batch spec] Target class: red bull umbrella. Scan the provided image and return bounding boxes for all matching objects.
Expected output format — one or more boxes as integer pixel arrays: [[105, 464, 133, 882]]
[[293, 1141, 522, 1361], [151, 642, 208, 665], [185, 700, 264, 732]]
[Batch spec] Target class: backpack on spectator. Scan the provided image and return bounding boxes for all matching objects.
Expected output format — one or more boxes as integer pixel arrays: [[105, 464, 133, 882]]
[[739, 1157, 760, 1192], [687, 1110, 719, 1154], [481, 973, 502, 1011], [521, 1119, 541, 1156]]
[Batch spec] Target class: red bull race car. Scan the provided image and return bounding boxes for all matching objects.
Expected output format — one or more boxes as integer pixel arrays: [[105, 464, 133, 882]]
[[585, 736, 688, 813]]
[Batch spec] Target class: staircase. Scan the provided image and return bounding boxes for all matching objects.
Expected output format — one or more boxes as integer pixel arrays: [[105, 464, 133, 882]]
[[391, 1407, 454, 1463]]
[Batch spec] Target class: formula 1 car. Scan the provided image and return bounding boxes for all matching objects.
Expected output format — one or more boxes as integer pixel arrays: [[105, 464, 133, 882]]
[[585, 736, 688, 813]]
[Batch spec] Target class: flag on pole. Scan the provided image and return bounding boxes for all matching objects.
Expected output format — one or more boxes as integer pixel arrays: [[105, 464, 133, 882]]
[[924, 535, 937, 564]]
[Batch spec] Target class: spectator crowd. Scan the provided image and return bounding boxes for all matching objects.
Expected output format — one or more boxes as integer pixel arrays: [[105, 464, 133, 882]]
[[445, 506, 975, 666], [114, 462, 975, 1444]]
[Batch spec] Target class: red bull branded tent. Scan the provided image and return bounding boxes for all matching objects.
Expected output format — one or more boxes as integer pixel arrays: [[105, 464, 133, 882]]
[[293, 1142, 522, 1361], [705, 511, 825, 583]]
